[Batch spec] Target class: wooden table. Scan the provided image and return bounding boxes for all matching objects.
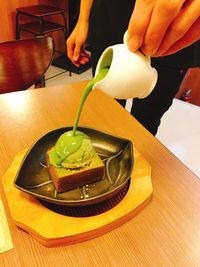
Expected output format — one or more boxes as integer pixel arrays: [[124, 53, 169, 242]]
[[0, 82, 200, 267]]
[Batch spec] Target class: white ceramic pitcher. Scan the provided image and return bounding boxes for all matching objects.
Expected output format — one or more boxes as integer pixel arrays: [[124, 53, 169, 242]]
[[93, 32, 158, 99]]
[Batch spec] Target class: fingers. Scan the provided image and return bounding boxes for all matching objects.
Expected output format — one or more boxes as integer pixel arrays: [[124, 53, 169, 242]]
[[78, 50, 90, 65], [127, 0, 199, 57], [72, 45, 90, 67], [155, 0, 200, 55], [66, 21, 89, 67], [127, 0, 155, 52], [72, 41, 83, 67], [66, 39, 90, 67], [162, 17, 200, 56], [66, 38, 81, 67], [66, 41, 75, 62], [141, 0, 185, 55]]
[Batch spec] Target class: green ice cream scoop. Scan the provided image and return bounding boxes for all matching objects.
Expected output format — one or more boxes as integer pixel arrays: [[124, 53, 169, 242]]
[[61, 136, 94, 168], [49, 130, 94, 168]]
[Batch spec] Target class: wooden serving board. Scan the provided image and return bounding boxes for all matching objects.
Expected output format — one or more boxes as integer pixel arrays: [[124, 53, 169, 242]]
[[1, 149, 152, 247]]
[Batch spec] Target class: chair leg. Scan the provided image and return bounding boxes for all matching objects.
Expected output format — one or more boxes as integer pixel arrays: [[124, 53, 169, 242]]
[[39, 17, 44, 36], [16, 12, 20, 39], [61, 13, 68, 37], [35, 76, 45, 88]]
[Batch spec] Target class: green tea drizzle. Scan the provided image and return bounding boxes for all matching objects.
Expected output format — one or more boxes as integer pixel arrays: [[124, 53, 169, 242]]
[[72, 67, 109, 135], [49, 67, 110, 167]]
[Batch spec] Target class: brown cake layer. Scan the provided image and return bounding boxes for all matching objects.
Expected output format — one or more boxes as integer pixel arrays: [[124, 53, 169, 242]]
[[46, 149, 105, 193]]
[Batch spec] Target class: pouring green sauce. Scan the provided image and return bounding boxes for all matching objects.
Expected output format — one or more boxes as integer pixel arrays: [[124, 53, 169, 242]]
[[49, 67, 109, 167]]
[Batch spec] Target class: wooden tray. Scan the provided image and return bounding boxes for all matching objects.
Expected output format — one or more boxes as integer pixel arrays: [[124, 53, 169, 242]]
[[1, 148, 152, 247]]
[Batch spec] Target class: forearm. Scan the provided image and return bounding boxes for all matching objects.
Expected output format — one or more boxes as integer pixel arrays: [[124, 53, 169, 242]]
[[78, 0, 93, 23], [66, 0, 93, 66]]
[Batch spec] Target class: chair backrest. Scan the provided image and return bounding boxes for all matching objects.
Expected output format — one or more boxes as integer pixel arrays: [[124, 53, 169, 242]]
[[176, 67, 200, 106], [0, 36, 55, 94]]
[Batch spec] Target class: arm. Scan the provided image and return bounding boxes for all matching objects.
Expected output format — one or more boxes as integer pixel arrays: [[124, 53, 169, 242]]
[[127, 0, 200, 56], [66, 0, 93, 66]]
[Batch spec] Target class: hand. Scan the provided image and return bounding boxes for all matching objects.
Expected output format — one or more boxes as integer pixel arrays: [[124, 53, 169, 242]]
[[127, 0, 200, 56], [66, 22, 90, 67]]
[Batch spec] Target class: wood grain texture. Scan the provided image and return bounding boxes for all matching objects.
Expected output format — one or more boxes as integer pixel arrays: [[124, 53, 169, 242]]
[[0, 37, 54, 93], [1, 148, 152, 247], [0, 82, 200, 266]]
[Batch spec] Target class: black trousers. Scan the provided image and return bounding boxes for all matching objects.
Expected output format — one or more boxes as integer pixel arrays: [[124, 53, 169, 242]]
[[91, 48, 187, 135]]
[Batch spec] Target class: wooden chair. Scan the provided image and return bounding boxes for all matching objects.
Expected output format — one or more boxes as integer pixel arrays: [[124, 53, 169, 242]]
[[0, 36, 55, 94], [15, 4, 73, 75], [176, 68, 200, 106], [15, 4, 67, 39]]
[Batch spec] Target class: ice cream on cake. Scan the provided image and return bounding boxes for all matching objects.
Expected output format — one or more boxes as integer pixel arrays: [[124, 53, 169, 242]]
[[46, 130, 105, 193]]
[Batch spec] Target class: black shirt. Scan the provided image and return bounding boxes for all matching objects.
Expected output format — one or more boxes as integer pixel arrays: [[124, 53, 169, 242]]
[[89, 0, 200, 68]]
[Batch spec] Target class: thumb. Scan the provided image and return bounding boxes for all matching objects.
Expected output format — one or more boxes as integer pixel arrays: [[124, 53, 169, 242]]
[[73, 43, 82, 61]]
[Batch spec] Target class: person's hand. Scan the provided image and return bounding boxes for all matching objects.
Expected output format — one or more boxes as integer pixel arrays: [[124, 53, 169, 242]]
[[127, 0, 200, 56], [66, 22, 90, 67]]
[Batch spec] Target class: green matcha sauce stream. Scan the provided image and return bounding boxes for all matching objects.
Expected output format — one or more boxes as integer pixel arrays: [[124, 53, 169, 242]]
[[72, 67, 109, 135], [49, 67, 109, 167]]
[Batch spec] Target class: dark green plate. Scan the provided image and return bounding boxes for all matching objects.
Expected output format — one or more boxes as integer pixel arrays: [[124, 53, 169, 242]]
[[14, 127, 133, 206]]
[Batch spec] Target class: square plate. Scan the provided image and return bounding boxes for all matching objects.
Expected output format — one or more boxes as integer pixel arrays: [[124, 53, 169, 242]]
[[14, 127, 133, 206]]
